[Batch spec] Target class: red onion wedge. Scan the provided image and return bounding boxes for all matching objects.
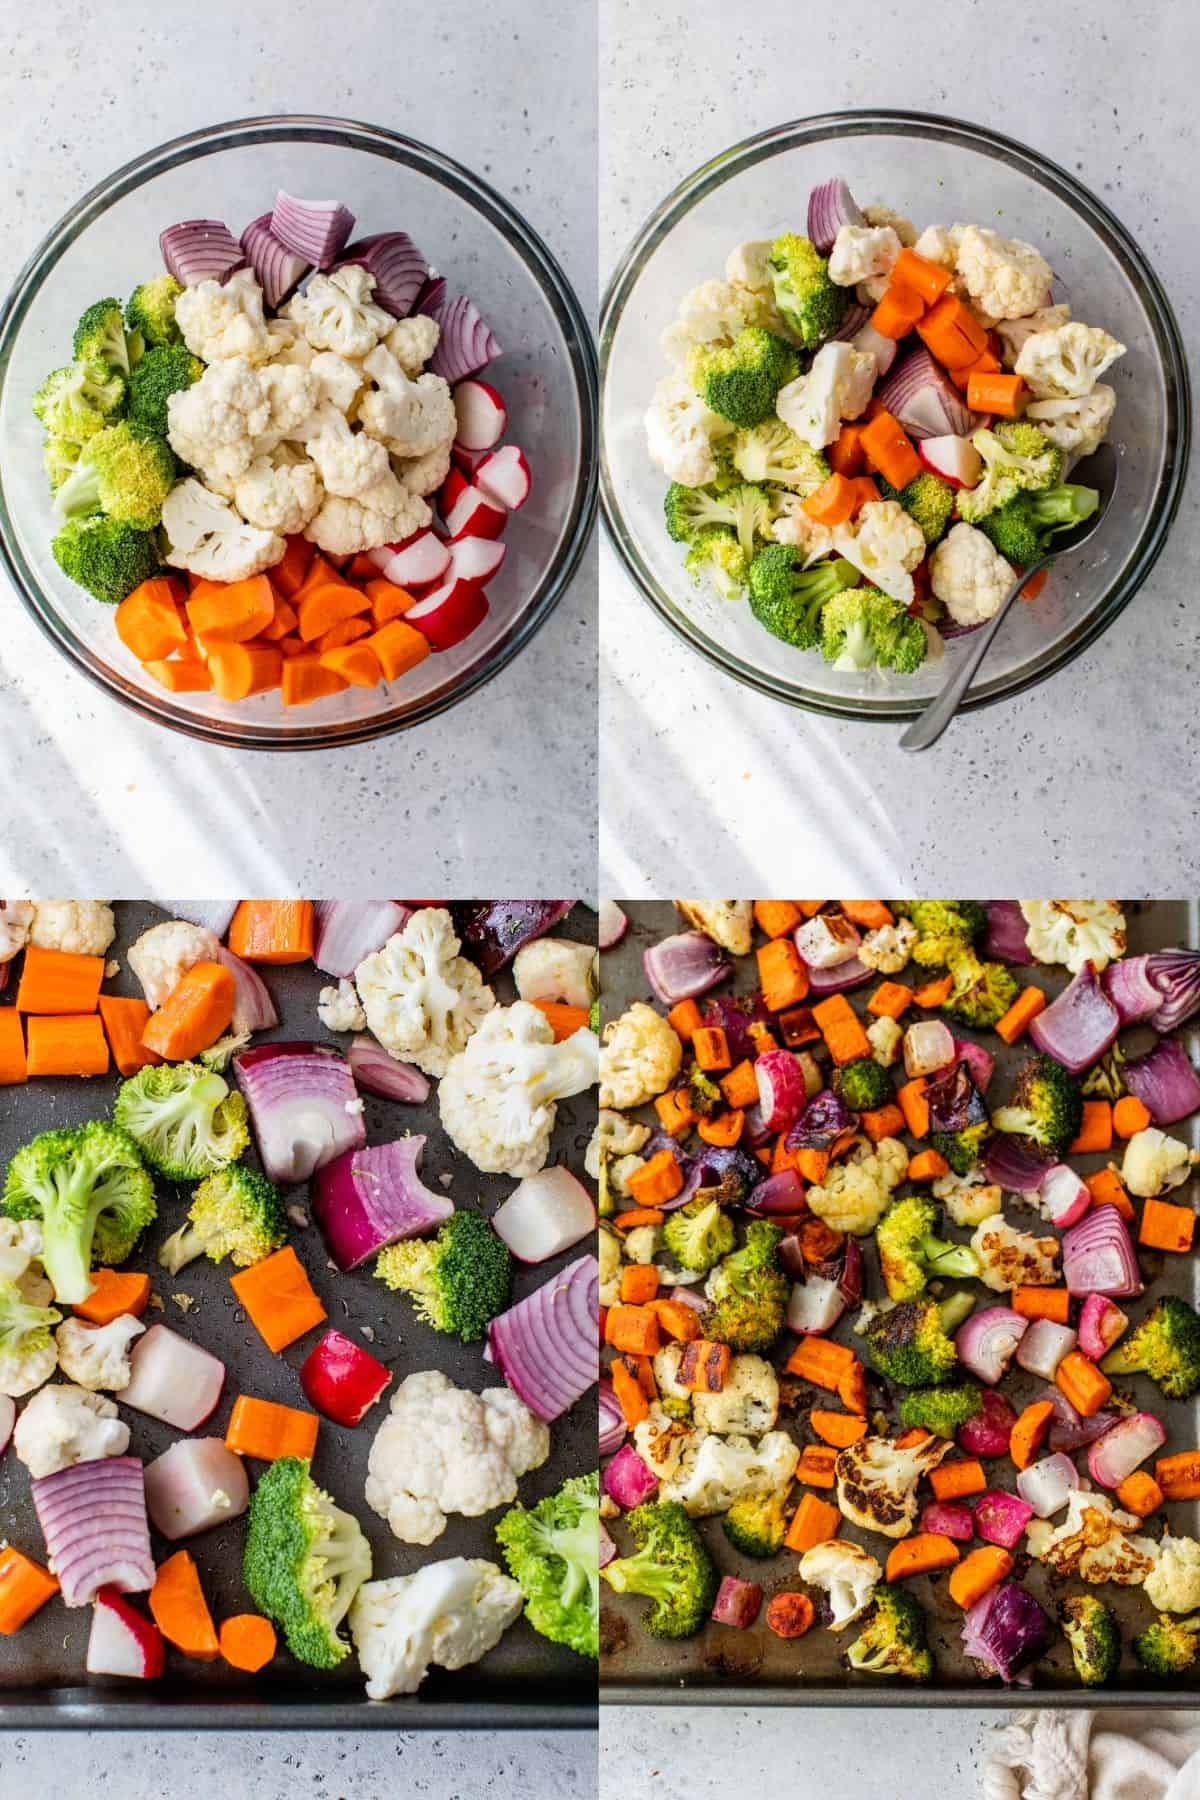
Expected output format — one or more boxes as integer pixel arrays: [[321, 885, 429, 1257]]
[[270, 191, 355, 270], [492, 1167, 596, 1263], [879, 346, 972, 439], [603, 1443, 658, 1509], [983, 1133, 1055, 1194], [338, 231, 427, 316], [212, 944, 278, 1034], [0, 1394, 14, 1457], [1037, 1164, 1091, 1230], [453, 379, 507, 451], [416, 273, 447, 316], [1047, 1387, 1120, 1454], [143, 1438, 249, 1541], [807, 177, 864, 253], [313, 901, 409, 979], [1146, 949, 1200, 1033], [1028, 961, 1119, 1073], [954, 1036, 995, 1096], [959, 1389, 1016, 1459], [428, 294, 502, 384], [456, 901, 575, 977], [121, 1326, 225, 1430], [87, 1588, 164, 1678], [921, 1500, 975, 1542], [486, 1253, 597, 1423], [643, 931, 730, 1006], [1086, 1411, 1166, 1488], [749, 1168, 807, 1219], [346, 1035, 430, 1105], [32, 1456, 154, 1607], [786, 1273, 845, 1336], [311, 1135, 453, 1270], [852, 320, 898, 380], [973, 1489, 1034, 1550], [1015, 1318, 1076, 1381], [984, 902, 1035, 964], [962, 1582, 1051, 1684], [599, 1520, 616, 1570], [1102, 955, 1163, 1026], [1077, 1294, 1128, 1361], [1062, 1205, 1143, 1298], [830, 300, 872, 344], [233, 1040, 365, 1184], [755, 1050, 808, 1133], [599, 1380, 626, 1457], [711, 1575, 763, 1629], [240, 213, 310, 309], [904, 1019, 956, 1079], [1016, 1452, 1079, 1518], [1121, 1037, 1200, 1126], [598, 900, 628, 950], [805, 955, 872, 995], [159, 219, 243, 287], [956, 1306, 1028, 1385]]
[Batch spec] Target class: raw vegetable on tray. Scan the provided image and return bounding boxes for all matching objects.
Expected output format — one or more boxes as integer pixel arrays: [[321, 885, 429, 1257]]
[[32, 191, 530, 707], [646, 174, 1124, 673], [0, 898, 599, 1700], [598, 899, 1200, 1688]]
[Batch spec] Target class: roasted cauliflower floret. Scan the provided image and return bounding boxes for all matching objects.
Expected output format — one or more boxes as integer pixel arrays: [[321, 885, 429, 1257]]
[[1026, 1490, 1158, 1586], [799, 1540, 882, 1630], [1018, 901, 1126, 974], [690, 1354, 779, 1437], [599, 1002, 684, 1110], [674, 901, 753, 957], [859, 920, 918, 974], [932, 1170, 1003, 1229], [1144, 1535, 1200, 1615], [806, 1137, 908, 1236], [835, 1433, 952, 1539], [585, 1109, 652, 1182], [662, 1429, 798, 1518], [970, 1215, 1060, 1292]]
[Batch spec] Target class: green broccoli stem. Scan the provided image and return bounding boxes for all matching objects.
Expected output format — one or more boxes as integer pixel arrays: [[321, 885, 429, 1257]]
[[920, 1237, 980, 1280], [937, 1290, 976, 1333], [157, 1223, 205, 1276], [602, 1546, 673, 1602], [56, 461, 103, 519]]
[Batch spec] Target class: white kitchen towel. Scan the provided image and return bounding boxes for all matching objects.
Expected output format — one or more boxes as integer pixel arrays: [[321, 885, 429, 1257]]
[[983, 1709, 1200, 1800]]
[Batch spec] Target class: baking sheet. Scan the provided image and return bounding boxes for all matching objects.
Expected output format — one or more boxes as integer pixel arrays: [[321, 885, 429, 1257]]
[[600, 900, 1200, 1706], [0, 901, 597, 1729]]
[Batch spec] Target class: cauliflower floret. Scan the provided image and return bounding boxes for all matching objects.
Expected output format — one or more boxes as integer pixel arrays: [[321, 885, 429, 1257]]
[[660, 278, 780, 366], [828, 223, 902, 289], [512, 938, 597, 1009], [862, 205, 917, 248], [633, 1404, 696, 1484], [0, 1279, 59, 1397], [645, 372, 725, 488], [255, 360, 323, 446], [618, 1224, 662, 1266], [28, 901, 115, 958], [302, 402, 392, 498], [953, 225, 1053, 321], [971, 1215, 1060, 1292], [357, 346, 456, 459], [13, 1383, 130, 1479], [691, 1354, 778, 1436], [777, 343, 877, 450], [161, 477, 284, 582], [387, 314, 441, 376], [0, 901, 34, 963], [651, 1343, 693, 1410], [585, 1109, 652, 1182], [1026, 1490, 1158, 1585], [1143, 1535, 1200, 1614], [54, 1314, 143, 1391], [1015, 321, 1126, 399], [663, 1428, 798, 1517], [912, 224, 967, 271], [770, 497, 835, 562], [610, 1155, 647, 1199], [929, 521, 1015, 628], [354, 907, 494, 1077], [799, 1540, 882, 1630], [674, 901, 753, 957], [724, 241, 776, 294], [994, 304, 1072, 369], [835, 1433, 951, 1537], [0, 1220, 45, 1287], [285, 266, 393, 358], [599, 1001, 683, 1110], [598, 1226, 622, 1308], [867, 1015, 903, 1068], [1025, 386, 1116, 459], [806, 1137, 908, 1236], [234, 451, 322, 534], [933, 1170, 1003, 1229], [317, 979, 368, 1034], [1019, 901, 1127, 975], [1122, 1128, 1198, 1199], [266, 319, 315, 367], [309, 351, 366, 415], [395, 441, 453, 498], [349, 1558, 523, 1700], [858, 919, 918, 974], [175, 269, 282, 365], [439, 1002, 598, 1178], [128, 919, 221, 1010], [364, 1370, 550, 1546], [832, 498, 925, 605], [304, 484, 430, 557]]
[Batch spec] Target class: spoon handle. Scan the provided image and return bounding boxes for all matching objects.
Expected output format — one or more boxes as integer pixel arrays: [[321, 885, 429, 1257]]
[[899, 558, 1049, 754]]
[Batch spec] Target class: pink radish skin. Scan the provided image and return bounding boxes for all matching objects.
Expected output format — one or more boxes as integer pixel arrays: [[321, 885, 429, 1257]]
[[453, 379, 507, 450], [452, 444, 493, 479], [368, 530, 451, 589], [919, 434, 983, 489], [87, 1589, 165, 1679], [120, 1325, 226, 1431], [447, 538, 506, 584], [492, 1167, 597, 1263], [475, 445, 531, 511], [406, 578, 489, 650], [0, 1395, 14, 1457], [444, 484, 507, 541], [598, 900, 628, 949]]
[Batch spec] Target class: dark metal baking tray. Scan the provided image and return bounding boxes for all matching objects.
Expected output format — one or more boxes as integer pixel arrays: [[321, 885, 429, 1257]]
[[600, 900, 1200, 1708], [0, 901, 597, 1729]]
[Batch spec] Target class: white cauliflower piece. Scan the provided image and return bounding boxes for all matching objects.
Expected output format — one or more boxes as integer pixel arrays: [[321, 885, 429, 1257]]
[[651, 1343, 693, 1410], [867, 1015, 904, 1068], [1019, 901, 1127, 974], [862, 205, 917, 247], [266, 319, 315, 367], [691, 1354, 778, 1436], [53, 1314, 143, 1391], [304, 483, 430, 557], [309, 351, 365, 415], [256, 361, 322, 446], [954, 226, 1053, 321], [28, 901, 115, 958], [828, 224, 902, 289], [858, 919, 918, 974], [357, 345, 456, 459], [777, 343, 876, 450], [303, 402, 392, 498], [645, 372, 724, 488], [161, 477, 284, 581], [770, 497, 834, 562], [1144, 1535, 1200, 1614], [349, 1558, 523, 1699], [234, 452, 322, 534], [663, 1429, 798, 1517], [799, 1540, 882, 1630], [930, 521, 1015, 627], [175, 269, 282, 365], [0, 1220, 45, 1287], [354, 907, 494, 1077], [1122, 1128, 1198, 1199], [724, 241, 775, 293], [1026, 386, 1117, 458], [599, 1002, 683, 1110], [633, 1405, 696, 1484], [1026, 1490, 1158, 1585], [806, 1137, 908, 1236], [285, 266, 393, 358], [439, 1002, 598, 1178], [387, 314, 441, 376], [835, 1433, 951, 1537], [598, 1226, 622, 1309], [912, 224, 967, 271], [0, 901, 34, 962], [832, 499, 925, 606], [317, 979, 367, 1034], [971, 1215, 1060, 1292], [674, 901, 753, 957], [933, 1170, 1003, 1229], [621, 1224, 661, 1266], [128, 919, 221, 1010], [994, 304, 1072, 369], [512, 938, 597, 1009], [586, 1110, 652, 1182], [660, 278, 779, 365], [364, 1370, 550, 1545], [395, 441, 453, 498], [1015, 322, 1126, 399], [0, 1279, 59, 1397], [13, 1383, 130, 1478]]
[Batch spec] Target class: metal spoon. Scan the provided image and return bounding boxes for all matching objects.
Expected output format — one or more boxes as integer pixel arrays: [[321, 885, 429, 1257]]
[[900, 442, 1118, 753]]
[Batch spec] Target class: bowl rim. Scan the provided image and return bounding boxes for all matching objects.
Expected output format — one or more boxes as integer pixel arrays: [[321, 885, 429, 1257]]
[[0, 112, 598, 751], [600, 108, 1192, 721]]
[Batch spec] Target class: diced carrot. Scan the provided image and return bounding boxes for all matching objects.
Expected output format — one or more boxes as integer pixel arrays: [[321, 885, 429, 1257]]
[[610, 1358, 649, 1428], [655, 1088, 696, 1136], [994, 985, 1047, 1045], [753, 901, 805, 939], [1113, 1095, 1152, 1139], [228, 901, 314, 965], [786, 1337, 856, 1391], [692, 1026, 731, 1072], [803, 471, 859, 527], [225, 1395, 319, 1461], [1055, 1352, 1112, 1419], [1115, 1471, 1163, 1518], [897, 1077, 931, 1139], [1012, 1286, 1071, 1324], [765, 1591, 815, 1638], [281, 655, 348, 705], [206, 642, 283, 701], [149, 1550, 219, 1661], [0, 1011, 27, 1086], [839, 901, 894, 930], [929, 1459, 986, 1502], [260, 599, 299, 641], [868, 980, 913, 1021], [219, 1613, 277, 1672], [0, 1547, 59, 1634], [811, 993, 871, 1065], [891, 248, 954, 305], [604, 1305, 661, 1357], [613, 1208, 666, 1231], [756, 938, 809, 1012], [966, 371, 1025, 416], [809, 1409, 867, 1449], [364, 578, 416, 624], [25, 1015, 109, 1076], [144, 656, 213, 692], [345, 554, 379, 580], [886, 1534, 960, 1582], [777, 1005, 821, 1048], [97, 995, 161, 1077], [142, 962, 235, 1061], [291, 553, 352, 603], [860, 1103, 906, 1143], [320, 642, 383, 689], [72, 1268, 151, 1325], [230, 1246, 326, 1354], [115, 577, 189, 662], [678, 1340, 733, 1394], [948, 1546, 1013, 1610], [720, 1059, 760, 1109], [839, 1359, 867, 1415], [315, 616, 372, 654], [784, 1492, 840, 1554], [912, 974, 954, 1008], [187, 575, 276, 645], [871, 283, 926, 340], [828, 423, 867, 478], [1010, 1399, 1055, 1469], [1140, 1197, 1195, 1254], [792, 1146, 830, 1185], [850, 475, 881, 516], [894, 1428, 931, 1451], [625, 1149, 683, 1208], [271, 536, 316, 598], [698, 1109, 744, 1148], [907, 1149, 949, 1182], [861, 409, 922, 488], [367, 619, 431, 681], [949, 348, 1003, 393], [1069, 1101, 1112, 1155], [1156, 1451, 1200, 1501], [16, 946, 104, 1015], [667, 998, 704, 1041], [296, 581, 371, 643], [647, 1298, 703, 1343], [1020, 567, 1050, 601], [620, 1263, 660, 1305], [916, 294, 989, 369], [1086, 1168, 1134, 1221], [797, 1444, 838, 1489]]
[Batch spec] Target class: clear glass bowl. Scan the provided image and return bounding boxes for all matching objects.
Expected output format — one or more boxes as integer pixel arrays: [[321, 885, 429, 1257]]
[[601, 111, 1190, 719], [0, 116, 596, 748]]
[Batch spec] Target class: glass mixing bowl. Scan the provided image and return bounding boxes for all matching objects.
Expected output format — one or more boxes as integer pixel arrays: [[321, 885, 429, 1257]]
[[0, 116, 596, 748], [601, 111, 1190, 719]]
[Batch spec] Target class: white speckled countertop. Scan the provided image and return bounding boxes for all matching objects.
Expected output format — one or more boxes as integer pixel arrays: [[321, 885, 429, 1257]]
[[0, 0, 596, 896], [599, 0, 1200, 895]]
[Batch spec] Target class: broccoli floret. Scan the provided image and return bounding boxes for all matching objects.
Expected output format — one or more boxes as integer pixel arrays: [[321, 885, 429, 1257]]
[[125, 275, 183, 348], [33, 361, 126, 443], [747, 545, 861, 650], [0, 1280, 61, 1372], [73, 298, 139, 376], [992, 1053, 1083, 1157], [600, 1500, 717, 1639], [704, 1220, 788, 1352], [929, 1121, 992, 1178], [837, 1058, 893, 1112], [722, 1487, 790, 1559], [685, 1063, 724, 1118], [732, 419, 830, 494], [979, 483, 1101, 566], [52, 513, 161, 604], [1133, 1612, 1200, 1678], [957, 421, 1065, 523], [127, 343, 204, 437], [897, 1383, 982, 1437], [243, 1456, 372, 1669], [687, 327, 801, 428], [661, 1194, 735, 1276], [685, 524, 750, 598], [820, 586, 928, 674], [375, 1209, 512, 1342], [941, 948, 1019, 1030], [768, 234, 847, 349], [1, 1121, 154, 1306], [876, 1195, 981, 1302], [56, 421, 175, 530], [893, 901, 987, 970], [881, 471, 955, 546], [862, 1292, 973, 1388], [1101, 1295, 1200, 1401], [158, 1164, 285, 1277], [1060, 1595, 1120, 1687], [44, 437, 82, 492], [846, 1584, 933, 1680], [495, 1471, 599, 1659], [114, 1062, 249, 1182], [664, 480, 773, 559]]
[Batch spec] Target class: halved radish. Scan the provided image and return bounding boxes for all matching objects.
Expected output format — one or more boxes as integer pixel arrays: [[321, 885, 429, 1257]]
[[87, 1588, 165, 1679], [368, 530, 450, 588], [598, 900, 628, 949], [120, 1325, 225, 1431], [492, 1167, 596, 1263], [917, 433, 983, 489], [447, 537, 507, 584], [406, 578, 489, 650], [439, 465, 469, 516], [453, 379, 507, 450], [475, 445, 531, 511], [0, 1395, 13, 1456], [452, 444, 493, 479], [444, 483, 507, 541]]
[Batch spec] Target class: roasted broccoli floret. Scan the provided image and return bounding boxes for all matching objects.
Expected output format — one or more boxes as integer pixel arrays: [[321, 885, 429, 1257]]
[[881, 471, 955, 546], [33, 361, 126, 443], [73, 298, 139, 375], [243, 1456, 372, 1669], [685, 1063, 724, 1118], [732, 419, 830, 494], [941, 948, 1019, 1030], [704, 1219, 789, 1352], [747, 546, 861, 650], [1061, 1595, 1120, 1687], [930, 1121, 992, 1178], [820, 586, 928, 674], [56, 421, 175, 530], [1101, 1295, 1200, 1401], [375, 1209, 512, 1342], [846, 1584, 933, 1680], [721, 1486, 790, 1559], [892, 900, 987, 970], [496, 1471, 599, 1659], [979, 483, 1100, 566], [114, 1062, 249, 1182], [51, 513, 160, 604], [1133, 1612, 1200, 1677], [664, 479, 773, 559], [861, 1292, 974, 1389], [127, 343, 204, 436], [158, 1164, 285, 1276], [687, 327, 801, 428], [125, 275, 184, 348], [600, 1500, 717, 1639], [992, 1053, 1083, 1157], [837, 1058, 893, 1113], [897, 1383, 982, 1437], [957, 421, 1065, 523], [661, 1194, 735, 1276], [876, 1195, 981, 1302], [1, 1121, 154, 1305], [768, 233, 847, 349], [685, 524, 750, 598]]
